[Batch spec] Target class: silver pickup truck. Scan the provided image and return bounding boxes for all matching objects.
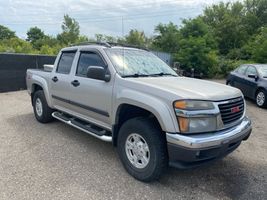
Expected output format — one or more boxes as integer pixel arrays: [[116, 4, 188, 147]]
[[26, 42, 252, 182]]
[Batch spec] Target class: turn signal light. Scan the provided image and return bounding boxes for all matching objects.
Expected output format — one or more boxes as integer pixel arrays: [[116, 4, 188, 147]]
[[177, 117, 189, 132]]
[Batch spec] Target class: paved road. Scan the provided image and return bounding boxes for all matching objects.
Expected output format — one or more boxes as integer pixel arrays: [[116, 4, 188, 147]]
[[0, 89, 266, 200]]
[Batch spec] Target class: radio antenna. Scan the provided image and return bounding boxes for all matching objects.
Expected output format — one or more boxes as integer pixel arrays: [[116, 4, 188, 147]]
[[122, 16, 125, 75]]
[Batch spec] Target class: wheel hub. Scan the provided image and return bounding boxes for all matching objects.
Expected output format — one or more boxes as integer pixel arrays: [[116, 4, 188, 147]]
[[35, 98, 43, 117], [257, 92, 265, 106], [125, 133, 150, 169]]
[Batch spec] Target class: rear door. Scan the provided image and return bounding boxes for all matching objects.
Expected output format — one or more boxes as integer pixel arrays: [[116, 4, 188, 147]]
[[50, 51, 76, 110], [67, 50, 113, 129], [243, 66, 258, 98]]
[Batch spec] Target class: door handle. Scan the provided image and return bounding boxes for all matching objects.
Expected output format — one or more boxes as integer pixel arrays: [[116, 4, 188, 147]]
[[71, 80, 80, 87], [52, 76, 58, 82]]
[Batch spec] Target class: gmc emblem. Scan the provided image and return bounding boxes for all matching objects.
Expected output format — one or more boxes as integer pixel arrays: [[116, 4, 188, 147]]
[[231, 106, 240, 113]]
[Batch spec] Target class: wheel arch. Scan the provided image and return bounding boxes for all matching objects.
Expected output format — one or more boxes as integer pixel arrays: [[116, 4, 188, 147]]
[[112, 102, 176, 146], [30, 77, 52, 107]]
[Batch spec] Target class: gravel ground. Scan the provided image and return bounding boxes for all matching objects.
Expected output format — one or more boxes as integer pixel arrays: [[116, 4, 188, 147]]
[[0, 85, 266, 200]]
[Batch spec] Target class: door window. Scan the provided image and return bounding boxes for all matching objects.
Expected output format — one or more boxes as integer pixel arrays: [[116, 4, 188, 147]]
[[236, 65, 247, 75], [56, 52, 76, 74], [76, 52, 106, 77], [245, 66, 257, 76]]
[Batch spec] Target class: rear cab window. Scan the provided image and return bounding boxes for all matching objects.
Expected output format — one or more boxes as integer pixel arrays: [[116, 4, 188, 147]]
[[76, 51, 106, 77], [56, 51, 76, 74]]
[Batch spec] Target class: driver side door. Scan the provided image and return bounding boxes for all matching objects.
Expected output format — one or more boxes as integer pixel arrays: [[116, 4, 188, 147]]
[[243, 66, 258, 99]]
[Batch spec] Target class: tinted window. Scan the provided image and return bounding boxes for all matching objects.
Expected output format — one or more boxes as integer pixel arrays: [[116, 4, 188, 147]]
[[76, 52, 106, 77], [245, 66, 257, 76], [236, 65, 247, 74], [57, 52, 76, 74]]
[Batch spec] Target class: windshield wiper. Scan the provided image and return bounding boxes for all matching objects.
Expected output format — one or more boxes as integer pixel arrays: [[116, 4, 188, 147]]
[[121, 73, 150, 78], [122, 72, 178, 78], [149, 72, 178, 77]]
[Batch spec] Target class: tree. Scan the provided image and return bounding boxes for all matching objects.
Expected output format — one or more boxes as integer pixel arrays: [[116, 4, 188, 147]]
[[34, 35, 63, 54], [94, 34, 117, 43], [57, 14, 80, 45], [247, 27, 267, 63], [0, 25, 16, 40], [0, 37, 35, 53], [125, 29, 147, 47], [153, 22, 180, 53], [26, 27, 45, 43], [244, 0, 267, 33], [26, 27, 45, 49], [175, 18, 218, 77], [180, 18, 210, 38], [203, 2, 248, 55]]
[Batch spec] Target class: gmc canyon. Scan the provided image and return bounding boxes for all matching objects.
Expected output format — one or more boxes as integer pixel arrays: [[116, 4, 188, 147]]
[[26, 42, 252, 182]]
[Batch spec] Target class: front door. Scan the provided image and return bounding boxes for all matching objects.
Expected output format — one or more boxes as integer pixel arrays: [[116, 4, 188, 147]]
[[233, 65, 248, 94], [67, 50, 113, 129], [243, 66, 258, 98]]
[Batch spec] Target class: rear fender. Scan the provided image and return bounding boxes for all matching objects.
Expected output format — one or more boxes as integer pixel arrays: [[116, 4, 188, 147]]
[[30, 75, 52, 107]]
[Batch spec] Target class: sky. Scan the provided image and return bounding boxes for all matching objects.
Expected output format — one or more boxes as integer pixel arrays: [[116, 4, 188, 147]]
[[0, 0, 236, 39]]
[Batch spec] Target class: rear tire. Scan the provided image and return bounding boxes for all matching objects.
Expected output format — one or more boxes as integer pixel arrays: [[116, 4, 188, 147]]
[[256, 89, 267, 108], [33, 90, 54, 123], [117, 117, 168, 182]]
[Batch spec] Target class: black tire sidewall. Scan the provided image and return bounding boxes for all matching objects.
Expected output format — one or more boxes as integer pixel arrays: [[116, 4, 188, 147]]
[[33, 90, 53, 123], [117, 117, 167, 182]]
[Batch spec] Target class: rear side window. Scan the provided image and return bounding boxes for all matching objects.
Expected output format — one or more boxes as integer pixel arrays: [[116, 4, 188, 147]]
[[56, 52, 76, 74], [76, 52, 106, 77], [236, 65, 247, 74]]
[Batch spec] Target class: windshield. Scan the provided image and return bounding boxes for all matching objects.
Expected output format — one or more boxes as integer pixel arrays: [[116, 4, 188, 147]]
[[105, 48, 178, 77], [258, 65, 267, 77]]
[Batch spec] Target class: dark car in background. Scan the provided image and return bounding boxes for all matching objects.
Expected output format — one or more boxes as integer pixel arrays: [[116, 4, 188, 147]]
[[227, 64, 267, 108]]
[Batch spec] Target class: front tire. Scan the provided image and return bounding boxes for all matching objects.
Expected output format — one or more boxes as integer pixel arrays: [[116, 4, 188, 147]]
[[256, 89, 267, 108], [117, 117, 168, 182], [226, 80, 233, 86], [33, 90, 54, 123]]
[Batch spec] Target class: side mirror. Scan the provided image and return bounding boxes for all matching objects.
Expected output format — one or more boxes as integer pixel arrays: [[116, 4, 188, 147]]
[[86, 66, 111, 82], [248, 74, 258, 80]]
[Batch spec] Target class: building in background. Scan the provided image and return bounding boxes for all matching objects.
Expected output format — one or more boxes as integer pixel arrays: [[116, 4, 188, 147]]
[[151, 51, 172, 66]]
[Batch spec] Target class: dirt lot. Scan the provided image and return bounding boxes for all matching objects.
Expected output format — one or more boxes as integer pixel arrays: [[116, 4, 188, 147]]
[[0, 85, 266, 199]]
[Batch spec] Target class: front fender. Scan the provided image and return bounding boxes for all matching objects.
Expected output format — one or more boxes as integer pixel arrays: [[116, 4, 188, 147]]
[[113, 89, 178, 133]]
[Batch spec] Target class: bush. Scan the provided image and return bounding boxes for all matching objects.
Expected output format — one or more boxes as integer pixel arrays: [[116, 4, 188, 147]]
[[218, 58, 253, 77]]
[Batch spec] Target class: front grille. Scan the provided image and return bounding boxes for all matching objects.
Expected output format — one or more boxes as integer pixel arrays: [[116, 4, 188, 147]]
[[218, 97, 244, 125]]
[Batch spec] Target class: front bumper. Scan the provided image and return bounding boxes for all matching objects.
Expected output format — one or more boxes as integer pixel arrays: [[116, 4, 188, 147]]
[[166, 116, 252, 168]]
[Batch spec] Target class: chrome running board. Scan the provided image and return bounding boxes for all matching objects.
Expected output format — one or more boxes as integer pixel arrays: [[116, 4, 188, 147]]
[[52, 111, 112, 142]]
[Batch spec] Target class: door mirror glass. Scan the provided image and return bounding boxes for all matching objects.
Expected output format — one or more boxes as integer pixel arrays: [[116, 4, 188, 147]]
[[86, 66, 111, 82]]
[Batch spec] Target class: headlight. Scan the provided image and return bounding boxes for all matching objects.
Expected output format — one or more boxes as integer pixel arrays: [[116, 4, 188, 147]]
[[174, 100, 219, 134], [174, 100, 215, 110], [177, 116, 217, 133]]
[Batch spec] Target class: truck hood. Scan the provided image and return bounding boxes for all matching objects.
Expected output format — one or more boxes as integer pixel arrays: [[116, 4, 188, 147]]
[[129, 77, 242, 101]]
